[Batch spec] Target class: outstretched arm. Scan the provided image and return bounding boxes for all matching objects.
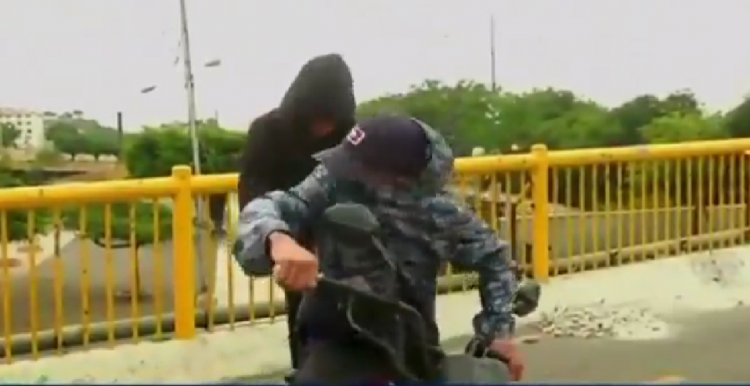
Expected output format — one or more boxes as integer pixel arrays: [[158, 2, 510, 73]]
[[234, 165, 335, 276], [429, 192, 517, 343]]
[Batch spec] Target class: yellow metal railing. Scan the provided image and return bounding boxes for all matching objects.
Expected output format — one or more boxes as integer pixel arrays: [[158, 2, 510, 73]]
[[1, 139, 750, 362], [542, 140, 750, 276], [0, 166, 197, 363]]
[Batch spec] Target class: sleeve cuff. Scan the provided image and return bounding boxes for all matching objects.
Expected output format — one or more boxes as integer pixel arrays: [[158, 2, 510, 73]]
[[256, 219, 291, 256], [473, 313, 515, 344], [235, 219, 290, 276]]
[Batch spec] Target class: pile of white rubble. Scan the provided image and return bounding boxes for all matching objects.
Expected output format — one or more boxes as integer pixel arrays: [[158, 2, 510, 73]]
[[534, 300, 671, 340]]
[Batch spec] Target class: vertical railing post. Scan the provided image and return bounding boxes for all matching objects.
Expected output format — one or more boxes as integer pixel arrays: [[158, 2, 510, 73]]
[[744, 152, 750, 242], [172, 165, 197, 339], [531, 144, 550, 281]]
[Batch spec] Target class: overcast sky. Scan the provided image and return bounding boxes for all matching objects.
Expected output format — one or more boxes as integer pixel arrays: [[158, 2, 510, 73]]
[[1, 0, 749, 131]]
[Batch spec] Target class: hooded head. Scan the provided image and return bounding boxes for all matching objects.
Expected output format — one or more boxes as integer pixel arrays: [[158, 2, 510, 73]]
[[314, 115, 454, 196], [278, 53, 356, 146]]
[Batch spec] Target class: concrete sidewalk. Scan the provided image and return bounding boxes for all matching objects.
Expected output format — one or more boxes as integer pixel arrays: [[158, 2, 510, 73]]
[[0, 246, 748, 383]]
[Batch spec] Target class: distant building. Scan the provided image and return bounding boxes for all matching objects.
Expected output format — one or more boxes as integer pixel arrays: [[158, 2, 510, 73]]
[[0, 107, 47, 150]]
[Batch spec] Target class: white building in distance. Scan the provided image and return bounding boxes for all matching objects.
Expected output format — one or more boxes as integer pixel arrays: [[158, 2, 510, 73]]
[[0, 107, 47, 150]]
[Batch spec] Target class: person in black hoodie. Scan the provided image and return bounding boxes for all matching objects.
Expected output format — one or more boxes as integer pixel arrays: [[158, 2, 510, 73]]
[[237, 53, 356, 371]]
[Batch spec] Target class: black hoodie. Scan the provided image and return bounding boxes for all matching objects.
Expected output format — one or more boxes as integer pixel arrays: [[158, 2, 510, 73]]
[[237, 54, 356, 209]]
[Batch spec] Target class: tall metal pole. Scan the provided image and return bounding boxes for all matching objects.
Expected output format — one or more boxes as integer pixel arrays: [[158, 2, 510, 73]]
[[179, 0, 208, 296], [179, 0, 201, 176], [116, 111, 124, 158], [489, 14, 497, 92]]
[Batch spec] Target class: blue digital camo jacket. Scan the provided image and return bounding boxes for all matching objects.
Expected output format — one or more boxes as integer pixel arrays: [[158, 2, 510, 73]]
[[234, 124, 517, 342]]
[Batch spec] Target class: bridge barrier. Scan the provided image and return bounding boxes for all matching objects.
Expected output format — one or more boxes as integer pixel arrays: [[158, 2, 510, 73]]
[[0, 139, 750, 363]]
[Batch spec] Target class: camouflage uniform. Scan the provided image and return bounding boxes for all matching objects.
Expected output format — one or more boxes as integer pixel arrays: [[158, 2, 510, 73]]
[[235, 120, 517, 346]]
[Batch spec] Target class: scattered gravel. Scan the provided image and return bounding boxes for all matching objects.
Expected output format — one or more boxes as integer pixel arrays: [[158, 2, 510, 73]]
[[534, 300, 671, 340], [690, 251, 745, 288]]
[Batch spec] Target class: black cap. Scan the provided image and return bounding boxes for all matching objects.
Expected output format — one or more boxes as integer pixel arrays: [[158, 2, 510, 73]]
[[313, 115, 431, 183]]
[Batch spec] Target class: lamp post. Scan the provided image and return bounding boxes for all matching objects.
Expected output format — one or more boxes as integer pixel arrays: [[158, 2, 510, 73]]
[[202, 59, 222, 125], [178, 0, 201, 176], [139, 60, 220, 97], [489, 14, 497, 92], [140, 2, 224, 302], [177, 0, 216, 302]]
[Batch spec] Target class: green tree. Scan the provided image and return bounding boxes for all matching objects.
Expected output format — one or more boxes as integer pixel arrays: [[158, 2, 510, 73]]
[[661, 90, 702, 116], [358, 82, 632, 208], [357, 82, 634, 155], [1, 123, 21, 148], [608, 95, 661, 146], [46, 114, 121, 159], [641, 112, 726, 144], [85, 130, 120, 160], [125, 122, 244, 178], [493, 88, 624, 150], [200, 121, 245, 173], [46, 121, 86, 159], [358, 80, 504, 156], [608, 91, 704, 146], [0, 169, 50, 242], [723, 96, 750, 138], [125, 127, 192, 177]]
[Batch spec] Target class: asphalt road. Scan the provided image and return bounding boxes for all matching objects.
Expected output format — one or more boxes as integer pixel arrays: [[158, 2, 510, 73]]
[[516, 306, 750, 383], [234, 306, 750, 384], [0, 238, 202, 336]]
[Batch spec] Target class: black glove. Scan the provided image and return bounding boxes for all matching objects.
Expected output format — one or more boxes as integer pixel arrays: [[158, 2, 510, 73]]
[[232, 239, 244, 257], [512, 279, 541, 317]]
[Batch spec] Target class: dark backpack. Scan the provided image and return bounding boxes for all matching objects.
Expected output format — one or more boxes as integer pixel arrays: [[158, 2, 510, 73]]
[[297, 203, 444, 382]]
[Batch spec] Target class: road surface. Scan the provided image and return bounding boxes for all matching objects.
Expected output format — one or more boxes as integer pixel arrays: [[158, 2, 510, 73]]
[[0, 236, 284, 338], [232, 302, 749, 385], [230, 247, 750, 384], [453, 306, 750, 383], [1, 238, 186, 335]]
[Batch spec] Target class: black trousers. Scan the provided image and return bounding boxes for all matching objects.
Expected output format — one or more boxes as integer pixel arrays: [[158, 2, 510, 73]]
[[207, 193, 227, 233], [292, 339, 395, 384], [285, 290, 305, 369]]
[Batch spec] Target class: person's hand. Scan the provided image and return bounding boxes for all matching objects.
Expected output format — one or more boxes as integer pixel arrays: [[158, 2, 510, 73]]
[[267, 232, 319, 291], [489, 338, 525, 381]]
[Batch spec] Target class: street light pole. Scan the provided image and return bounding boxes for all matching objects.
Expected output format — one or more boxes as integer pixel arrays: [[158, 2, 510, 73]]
[[178, 0, 209, 297], [179, 0, 202, 176], [489, 14, 497, 92], [203, 59, 222, 126]]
